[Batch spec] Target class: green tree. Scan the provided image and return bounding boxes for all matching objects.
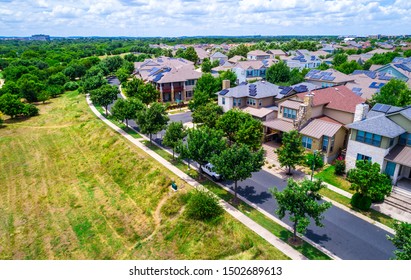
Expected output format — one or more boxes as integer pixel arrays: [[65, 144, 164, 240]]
[[289, 68, 305, 85], [388, 221, 411, 260], [0, 111, 3, 126], [188, 89, 211, 111], [317, 63, 330, 71], [332, 53, 348, 67], [216, 70, 237, 88], [227, 44, 249, 58], [0, 93, 25, 118], [194, 73, 219, 99], [37, 90, 50, 104], [185, 189, 223, 221], [123, 78, 143, 97], [136, 83, 160, 105], [163, 121, 187, 159], [111, 98, 143, 126], [89, 84, 119, 115], [347, 160, 392, 204], [103, 56, 124, 73], [275, 130, 305, 175], [370, 79, 411, 107], [82, 73, 107, 92], [270, 179, 332, 242], [116, 68, 130, 84], [211, 144, 264, 202], [336, 61, 362, 74], [216, 109, 263, 150], [201, 58, 212, 73], [48, 72, 68, 86], [17, 78, 44, 102], [404, 50, 411, 58], [137, 102, 169, 142], [183, 46, 199, 63], [184, 126, 227, 174], [266, 61, 291, 84], [192, 103, 223, 128]]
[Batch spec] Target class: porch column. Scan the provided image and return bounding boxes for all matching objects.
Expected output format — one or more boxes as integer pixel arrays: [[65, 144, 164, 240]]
[[171, 83, 175, 102], [393, 164, 401, 185], [159, 84, 164, 102]]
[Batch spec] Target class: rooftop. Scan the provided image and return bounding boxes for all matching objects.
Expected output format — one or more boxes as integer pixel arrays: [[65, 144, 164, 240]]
[[305, 69, 355, 84]]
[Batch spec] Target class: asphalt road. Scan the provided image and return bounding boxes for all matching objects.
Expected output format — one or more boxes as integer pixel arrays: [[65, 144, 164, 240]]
[[106, 76, 396, 260], [221, 170, 396, 260]]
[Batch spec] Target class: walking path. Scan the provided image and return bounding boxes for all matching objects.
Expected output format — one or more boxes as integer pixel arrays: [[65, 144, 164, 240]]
[[87, 95, 307, 260]]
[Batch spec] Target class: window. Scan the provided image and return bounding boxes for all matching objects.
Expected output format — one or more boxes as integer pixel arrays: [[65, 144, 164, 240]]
[[237, 99, 241, 106], [247, 98, 256, 106], [399, 133, 411, 146], [357, 153, 372, 162], [222, 97, 225, 105], [302, 136, 312, 149], [259, 99, 262, 106], [322, 136, 329, 152], [260, 69, 266, 76], [355, 130, 382, 147], [186, 90, 193, 98], [330, 136, 334, 152], [233, 99, 237, 106], [283, 107, 297, 119], [247, 70, 253, 77], [389, 137, 394, 147], [185, 80, 195, 86], [385, 161, 396, 177]]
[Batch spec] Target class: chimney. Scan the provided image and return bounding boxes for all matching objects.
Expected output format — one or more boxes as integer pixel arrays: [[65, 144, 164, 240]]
[[222, 79, 230, 90], [353, 103, 369, 122], [295, 93, 314, 130]]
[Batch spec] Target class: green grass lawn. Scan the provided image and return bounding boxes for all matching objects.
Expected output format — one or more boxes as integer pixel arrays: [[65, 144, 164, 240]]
[[315, 165, 353, 193], [143, 141, 331, 260], [0, 92, 289, 260]]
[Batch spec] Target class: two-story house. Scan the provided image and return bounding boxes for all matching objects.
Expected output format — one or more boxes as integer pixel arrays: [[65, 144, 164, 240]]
[[346, 104, 411, 186], [373, 58, 411, 87], [345, 70, 393, 100], [264, 86, 365, 163], [210, 51, 228, 64], [232, 59, 278, 84], [247, 50, 271, 61], [282, 50, 322, 70], [135, 56, 202, 103]]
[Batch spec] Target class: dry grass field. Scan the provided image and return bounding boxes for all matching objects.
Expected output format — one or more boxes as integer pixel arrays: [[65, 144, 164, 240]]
[[0, 91, 288, 260]]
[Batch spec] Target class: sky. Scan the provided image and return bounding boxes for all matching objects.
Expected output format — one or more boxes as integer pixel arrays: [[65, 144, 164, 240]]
[[0, 0, 410, 37]]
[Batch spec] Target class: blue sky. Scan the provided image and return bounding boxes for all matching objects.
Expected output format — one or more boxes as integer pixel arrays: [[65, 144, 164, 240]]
[[0, 0, 410, 37]]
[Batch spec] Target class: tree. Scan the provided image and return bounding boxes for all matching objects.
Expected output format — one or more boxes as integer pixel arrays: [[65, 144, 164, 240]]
[[137, 102, 169, 142], [111, 98, 143, 126], [216, 109, 263, 150], [275, 130, 305, 175], [370, 79, 411, 107], [177, 46, 199, 64], [336, 61, 362, 74], [201, 58, 212, 73], [270, 179, 332, 242], [17, 78, 44, 102], [103, 56, 124, 73], [136, 83, 160, 105], [211, 144, 264, 203], [0, 111, 3, 126], [0, 93, 25, 118], [193, 73, 219, 99], [191, 103, 223, 128], [266, 61, 291, 84], [188, 89, 210, 111], [89, 84, 119, 115], [317, 62, 330, 70], [116, 68, 130, 84], [82, 73, 107, 92], [388, 221, 411, 260], [216, 70, 237, 88], [48, 72, 68, 86], [162, 121, 187, 159], [347, 160, 392, 205], [289, 68, 305, 85], [184, 126, 227, 174], [123, 78, 143, 97], [404, 50, 411, 58], [332, 53, 348, 67]]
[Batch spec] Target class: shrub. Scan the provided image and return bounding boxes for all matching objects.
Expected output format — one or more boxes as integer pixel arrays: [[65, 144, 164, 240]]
[[334, 158, 346, 175], [0, 111, 3, 125], [350, 193, 372, 210], [185, 189, 223, 221], [305, 152, 324, 169], [22, 104, 39, 117], [64, 81, 79, 91]]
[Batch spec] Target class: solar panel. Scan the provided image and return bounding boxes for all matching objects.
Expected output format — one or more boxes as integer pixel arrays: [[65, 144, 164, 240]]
[[352, 87, 362, 92], [240, 82, 248, 86], [220, 89, 229, 95], [380, 104, 391, 113], [369, 82, 378, 89], [373, 104, 383, 111], [249, 92, 257, 96], [153, 74, 164, 83], [294, 85, 308, 93], [323, 76, 335, 81]]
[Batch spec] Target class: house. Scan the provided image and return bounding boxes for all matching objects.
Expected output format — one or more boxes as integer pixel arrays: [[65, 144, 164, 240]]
[[346, 104, 411, 187], [321, 44, 337, 54], [373, 60, 411, 87], [267, 49, 287, 59], [282, 50, 322, 70], [135, 56, 202, 103], [347, 53, 373, 65], [194, 47, 210, 64], [305, 69, 355, 88], [264, 86, 365, 163], [210, 51, 228, 63], [228, 55, 246, 63], [345, 70, 393, 100], [247, 50, 271, 61], [232, 59, 278, 84]]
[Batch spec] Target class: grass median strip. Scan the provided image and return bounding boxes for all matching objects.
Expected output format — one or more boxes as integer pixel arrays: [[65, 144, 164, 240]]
[[94, 106, 141, 139], [142, 141, 331, 260]]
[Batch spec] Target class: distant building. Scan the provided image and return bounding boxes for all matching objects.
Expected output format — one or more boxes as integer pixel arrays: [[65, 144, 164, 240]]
[[247, 50, 270, 61], [30, 34, 50, 41]]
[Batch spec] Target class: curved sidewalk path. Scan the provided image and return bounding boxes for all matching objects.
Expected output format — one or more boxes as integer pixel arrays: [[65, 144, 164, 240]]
[[86, 95, 308, 260]]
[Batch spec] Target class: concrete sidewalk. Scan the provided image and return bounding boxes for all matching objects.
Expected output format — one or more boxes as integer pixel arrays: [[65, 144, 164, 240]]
[[87, 95, 308, 260]]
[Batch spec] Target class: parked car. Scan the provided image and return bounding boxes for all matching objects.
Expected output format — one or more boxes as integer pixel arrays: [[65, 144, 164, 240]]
[[200, 163, 222, 181]]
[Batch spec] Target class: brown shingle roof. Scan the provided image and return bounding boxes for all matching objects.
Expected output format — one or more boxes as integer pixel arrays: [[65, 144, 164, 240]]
[[296, 86, 365, 113]]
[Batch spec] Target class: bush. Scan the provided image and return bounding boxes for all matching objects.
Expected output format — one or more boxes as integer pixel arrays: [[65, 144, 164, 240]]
[[369, 174, 392, 202], [64, 81, 79, 91], [22, 104, 39, 117], [304, 152, 324, 169], [0, 111, 3, 125], [334, 158, 346, 175], [350, 193, 372, 210], [185, 189, 223, 221]]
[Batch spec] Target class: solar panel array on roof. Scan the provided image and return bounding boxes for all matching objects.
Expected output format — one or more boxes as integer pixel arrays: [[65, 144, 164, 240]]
[[352, 70, 377, 79], [153, 73, 164, 83], [372, 103, 392, 113], [352, 87, 362, 92], [280, 86, 293, 95], [249, 84, 257, 96], [239, 82, 248, 86], [369, 82, 385, 89], [262, 59, 269, 67], [220, 89, 229, 96], [148, 67, 160, 76], [293, 85, 308, 93], [395, 63, 411, 72]]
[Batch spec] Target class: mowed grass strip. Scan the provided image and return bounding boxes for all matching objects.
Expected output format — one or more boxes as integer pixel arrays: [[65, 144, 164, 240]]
[[0, 92, 288, 260]]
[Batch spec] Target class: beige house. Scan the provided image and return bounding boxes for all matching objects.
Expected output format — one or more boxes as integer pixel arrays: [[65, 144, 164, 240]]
[[263, 86, 366, 163], [305, 69, 355, 88]]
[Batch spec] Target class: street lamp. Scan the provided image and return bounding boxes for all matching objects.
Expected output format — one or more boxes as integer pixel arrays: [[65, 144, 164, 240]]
[[310, 150, 318, 181]]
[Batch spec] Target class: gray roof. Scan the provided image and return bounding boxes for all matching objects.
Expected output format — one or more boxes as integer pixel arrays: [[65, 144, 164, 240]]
[[347, 114, 406, 138], [218, 81, 281, 99], [385, 145, 411, 166], [211, 51, 227, 58]]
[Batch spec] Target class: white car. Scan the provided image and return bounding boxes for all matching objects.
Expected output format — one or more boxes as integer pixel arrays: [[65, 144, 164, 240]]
[[201, 163, 222, 181]]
